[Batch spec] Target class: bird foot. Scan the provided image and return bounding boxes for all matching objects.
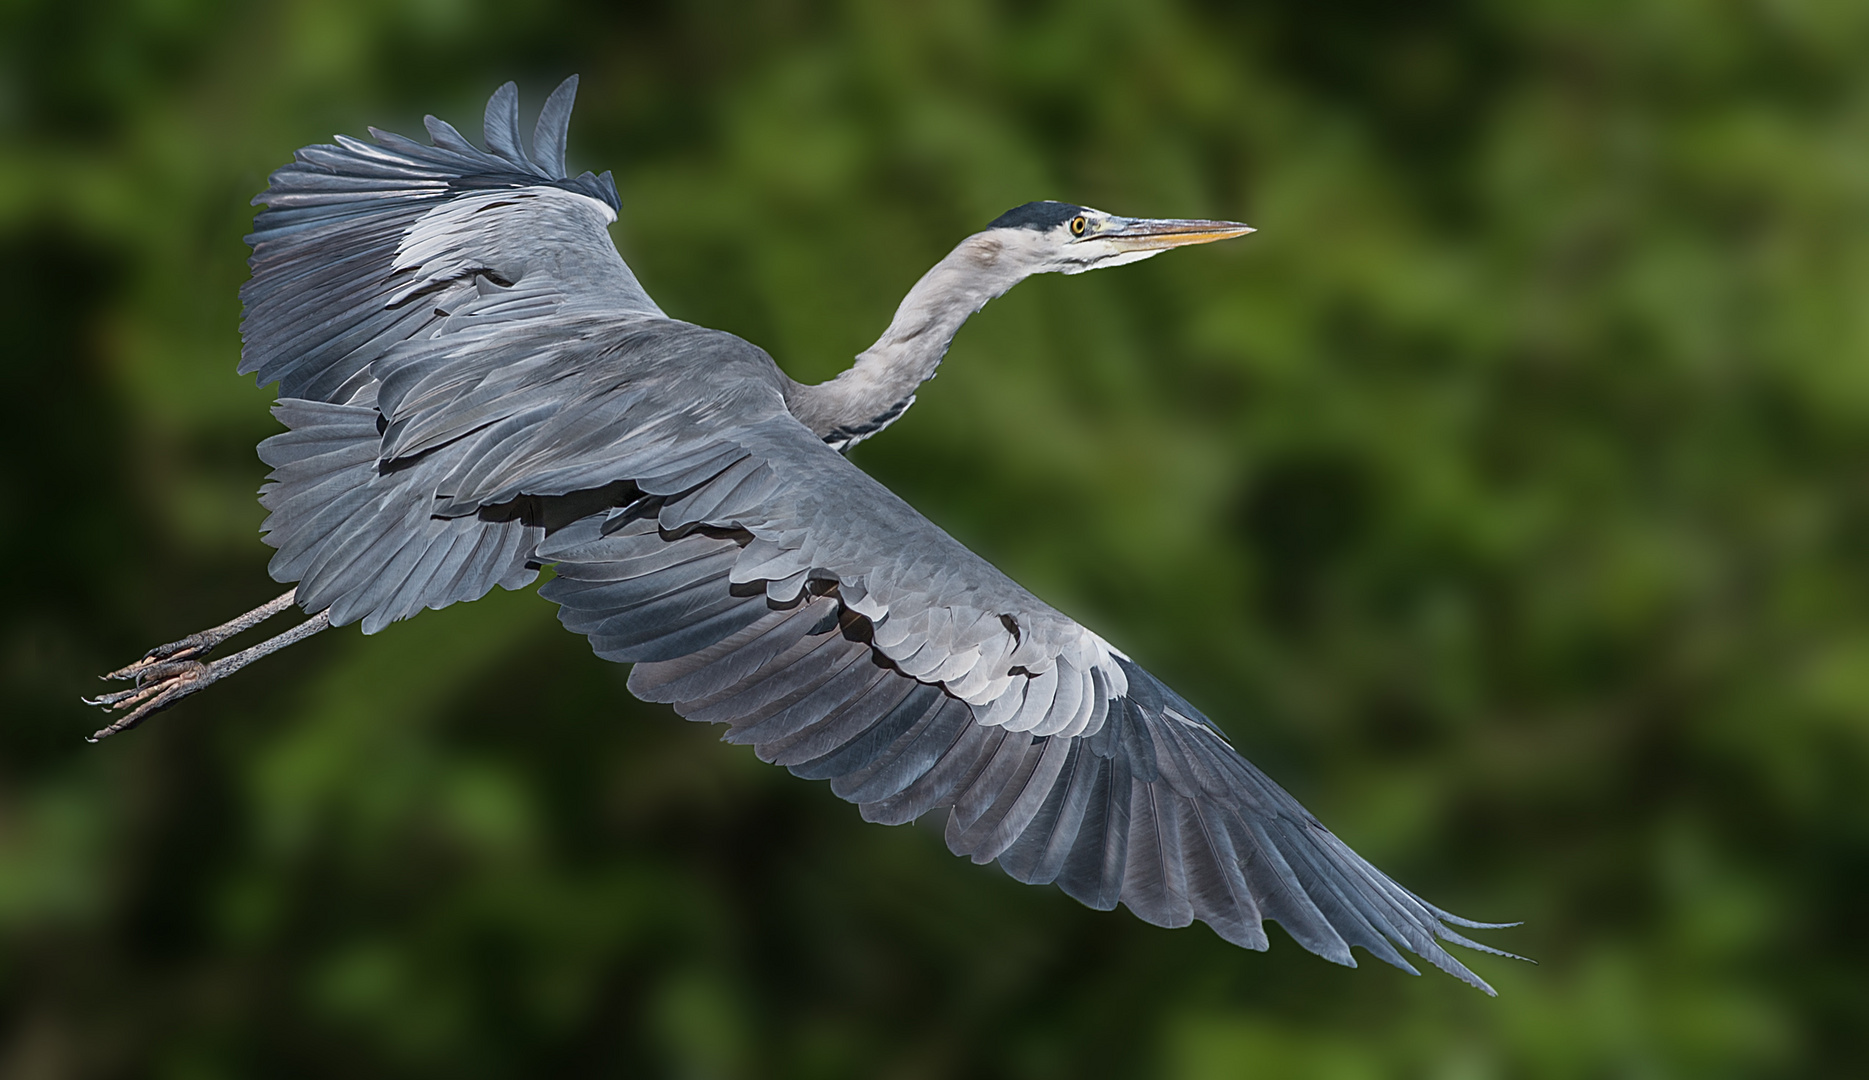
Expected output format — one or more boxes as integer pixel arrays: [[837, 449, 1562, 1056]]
[[81, 598, 330, 744], [97, 587, 301, 684], [83, 658, 221, 742], [101, 631, 222, 681]]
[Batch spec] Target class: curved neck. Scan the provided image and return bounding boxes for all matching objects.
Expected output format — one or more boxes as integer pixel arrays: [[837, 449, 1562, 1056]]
[[785, 232, 1031, 451]]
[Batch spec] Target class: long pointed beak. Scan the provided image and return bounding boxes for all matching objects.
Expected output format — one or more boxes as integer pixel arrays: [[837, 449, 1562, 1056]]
[[1097, 217, 1255, 252]]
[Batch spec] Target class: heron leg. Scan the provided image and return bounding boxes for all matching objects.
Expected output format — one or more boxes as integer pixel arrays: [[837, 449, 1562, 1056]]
[[101, 588, 302, 680], [84, 605, 331, 742]]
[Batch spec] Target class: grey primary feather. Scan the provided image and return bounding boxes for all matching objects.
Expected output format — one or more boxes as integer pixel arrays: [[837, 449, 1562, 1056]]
[[241, 75, 656, 404], [482, 82, 528, 167], [531, 76, 578, 178], [233, 79, 1514, 992]]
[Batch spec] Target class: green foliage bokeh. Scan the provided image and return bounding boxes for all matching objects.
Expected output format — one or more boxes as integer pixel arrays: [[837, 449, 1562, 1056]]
[[4, 0, 1868, 1075]]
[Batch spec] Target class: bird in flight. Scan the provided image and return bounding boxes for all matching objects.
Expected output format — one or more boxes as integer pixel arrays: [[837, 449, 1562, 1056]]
[[86, 77, 1515, 991]]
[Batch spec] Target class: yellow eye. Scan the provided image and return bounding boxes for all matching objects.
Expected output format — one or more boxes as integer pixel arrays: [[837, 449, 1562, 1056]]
[[1070, 216, 1087, 237]]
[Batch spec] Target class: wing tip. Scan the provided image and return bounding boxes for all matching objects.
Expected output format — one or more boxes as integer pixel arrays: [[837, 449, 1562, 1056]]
[[533, 75, 581, 179]]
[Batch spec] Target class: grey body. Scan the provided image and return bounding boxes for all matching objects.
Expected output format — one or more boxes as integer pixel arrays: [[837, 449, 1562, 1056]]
[[115, 78, 1513, 991]]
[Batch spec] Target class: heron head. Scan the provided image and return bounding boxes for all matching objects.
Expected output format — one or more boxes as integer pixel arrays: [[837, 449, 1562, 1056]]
[[983, 200, 1254, 276]]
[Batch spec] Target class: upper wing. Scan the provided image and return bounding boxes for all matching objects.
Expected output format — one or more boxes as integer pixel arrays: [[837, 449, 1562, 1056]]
[[240, 76, 661, 404], [511, 415, 1517, 992], [245, 76, 674, 632]]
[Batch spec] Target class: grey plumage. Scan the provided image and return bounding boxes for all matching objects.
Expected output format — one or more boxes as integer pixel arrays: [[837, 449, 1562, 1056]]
[[239, 72, 655, 404], [92, 77, 1518, 993]]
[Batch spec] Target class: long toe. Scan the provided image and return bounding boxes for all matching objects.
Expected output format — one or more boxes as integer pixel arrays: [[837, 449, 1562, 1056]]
[[83, 660, 215, 741], [103, 633, 216, 681], [81, 684, 160, 708], [87, 683, 190, 742]]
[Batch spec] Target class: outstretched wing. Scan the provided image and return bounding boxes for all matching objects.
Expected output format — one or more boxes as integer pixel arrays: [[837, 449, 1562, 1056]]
[[480, 412, 1516, 991], [247, 78, 673, 631], [240, 75, 661, 404]]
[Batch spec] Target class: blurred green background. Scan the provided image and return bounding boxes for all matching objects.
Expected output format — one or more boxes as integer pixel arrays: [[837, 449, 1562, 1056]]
[[4, 0, 1868, 1075]]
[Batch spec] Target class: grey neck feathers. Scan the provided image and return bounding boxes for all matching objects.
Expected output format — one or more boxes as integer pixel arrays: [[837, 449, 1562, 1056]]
[[785, 231, 1030, 452]]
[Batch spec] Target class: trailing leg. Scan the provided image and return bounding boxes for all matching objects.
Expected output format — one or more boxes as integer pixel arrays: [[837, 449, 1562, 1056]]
[[103, 588, 301, 680], [85, 594, 329, 741]]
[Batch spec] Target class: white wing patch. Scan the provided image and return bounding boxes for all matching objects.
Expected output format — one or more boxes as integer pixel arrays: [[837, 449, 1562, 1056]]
[[391, 187, 639, 309]]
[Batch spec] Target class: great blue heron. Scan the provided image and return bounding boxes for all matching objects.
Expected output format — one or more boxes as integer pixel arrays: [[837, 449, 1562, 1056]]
[[86, 77, 1516, 991]]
